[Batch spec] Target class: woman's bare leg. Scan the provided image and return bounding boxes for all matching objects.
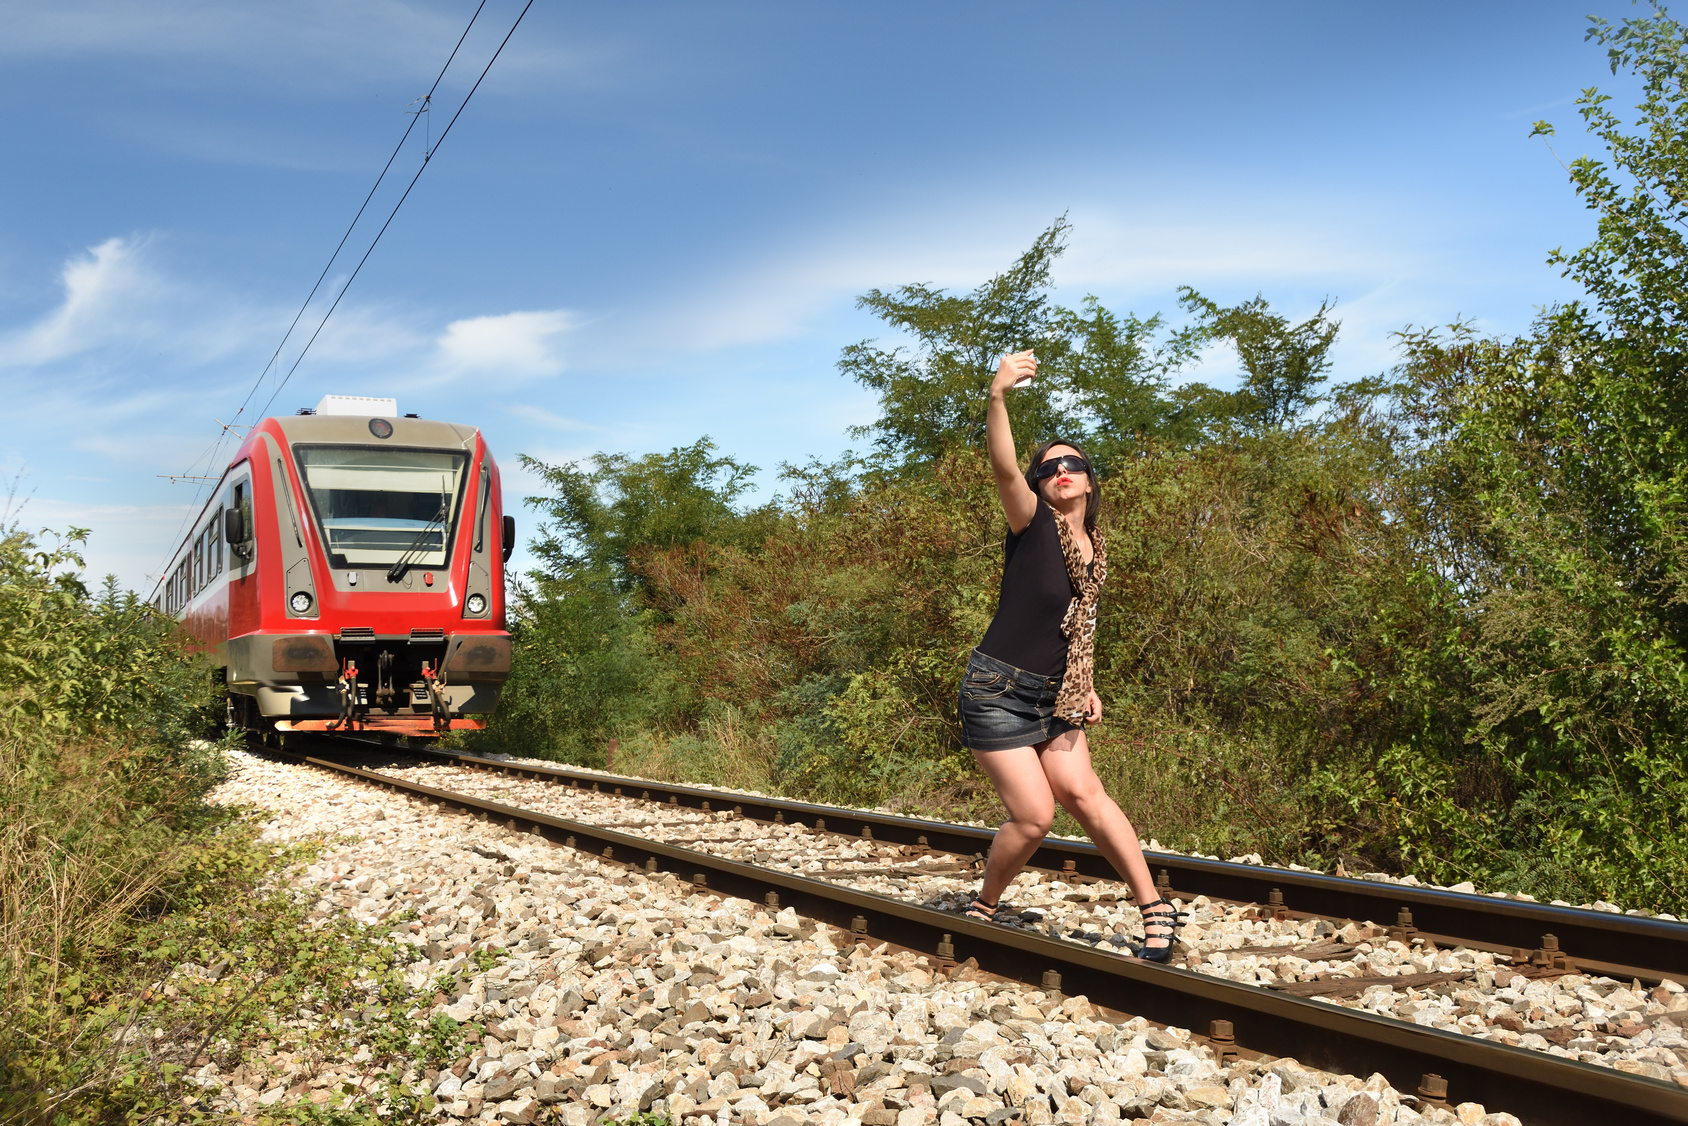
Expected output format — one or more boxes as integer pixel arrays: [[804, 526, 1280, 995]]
[[971, 745, 1056, 906], [1038, 728, 1158, 907]]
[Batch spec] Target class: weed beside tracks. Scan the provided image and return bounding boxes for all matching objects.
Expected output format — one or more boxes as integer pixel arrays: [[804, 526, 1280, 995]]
[[0, 527, 482, 1123]]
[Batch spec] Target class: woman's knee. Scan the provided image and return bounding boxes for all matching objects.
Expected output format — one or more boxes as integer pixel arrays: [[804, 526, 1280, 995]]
[[1054, 782, 1116, 822], [1008, 805, 1055, 838]]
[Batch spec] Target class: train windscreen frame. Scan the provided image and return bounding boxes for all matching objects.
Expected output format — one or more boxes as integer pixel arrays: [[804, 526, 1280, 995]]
[[292, 445, 470, 570]]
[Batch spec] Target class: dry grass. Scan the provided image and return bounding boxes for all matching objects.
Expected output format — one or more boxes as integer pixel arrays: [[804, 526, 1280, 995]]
[[613, 707, 781, 795], [0, 733, 182, 996], [0, 730, 198, 1124]]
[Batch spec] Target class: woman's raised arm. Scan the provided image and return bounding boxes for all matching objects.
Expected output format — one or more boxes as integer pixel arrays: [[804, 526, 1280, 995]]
[[987, 350, 1040, 533]]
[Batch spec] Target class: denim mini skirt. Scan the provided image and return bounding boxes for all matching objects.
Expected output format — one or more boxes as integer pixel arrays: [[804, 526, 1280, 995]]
[[956, 648, 1078, 752]]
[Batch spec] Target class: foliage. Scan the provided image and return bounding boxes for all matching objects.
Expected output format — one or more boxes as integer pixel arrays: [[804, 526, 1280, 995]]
[[1367, 4, 1688, 909], [0, 527, 230, 1005], [4, 816, 479, 1125], [0, 525, 481, 1123], [1535, 6, 1688, 349], [472, 439, 780, 765], [483, 6, 1688, 915], [601, 1114, 672, 1126], [1176, 288, 1341, 432], [521, 438, 777, 598], [0, 528, 222, 746], [840, 217, 1207, 469]]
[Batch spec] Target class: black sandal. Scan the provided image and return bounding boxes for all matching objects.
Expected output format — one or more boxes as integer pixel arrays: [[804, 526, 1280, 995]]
[[1133, 898, 1186, 963], [963, 895, 1001, 923]]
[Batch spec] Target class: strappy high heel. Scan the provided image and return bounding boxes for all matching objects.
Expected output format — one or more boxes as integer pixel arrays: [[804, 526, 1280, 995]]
[[1133, 898, 1186, 963]]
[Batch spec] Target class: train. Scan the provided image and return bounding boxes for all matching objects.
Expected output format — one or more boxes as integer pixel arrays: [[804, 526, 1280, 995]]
[[152, 395, 513, 737]]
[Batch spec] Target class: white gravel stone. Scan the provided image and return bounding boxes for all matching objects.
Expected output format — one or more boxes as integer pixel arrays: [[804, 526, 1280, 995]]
[[366, 756, 1688, 1094], [182, 749, 1607, 1123]]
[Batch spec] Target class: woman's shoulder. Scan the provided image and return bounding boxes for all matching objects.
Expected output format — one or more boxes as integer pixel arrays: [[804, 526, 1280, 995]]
[[1006, 497, 1053, 540]]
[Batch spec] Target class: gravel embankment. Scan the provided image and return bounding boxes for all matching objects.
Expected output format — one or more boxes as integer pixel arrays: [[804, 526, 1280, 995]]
[[366, 760, 1688, 1090], [199, 749, 1532, 1125]]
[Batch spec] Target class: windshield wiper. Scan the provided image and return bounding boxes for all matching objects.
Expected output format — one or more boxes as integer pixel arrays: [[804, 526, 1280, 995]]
[[387, 483, 450, 582]]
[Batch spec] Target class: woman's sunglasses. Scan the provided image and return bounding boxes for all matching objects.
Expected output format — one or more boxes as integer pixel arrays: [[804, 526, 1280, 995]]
[[1031, 454, 1091, 481]]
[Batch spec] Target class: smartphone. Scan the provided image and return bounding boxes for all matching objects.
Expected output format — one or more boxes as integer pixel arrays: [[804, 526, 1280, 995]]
[[1012, 374, 1035, 389]]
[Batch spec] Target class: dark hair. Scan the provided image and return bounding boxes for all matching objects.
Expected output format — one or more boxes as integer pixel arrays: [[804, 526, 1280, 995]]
[[1024, 437, 1101, 535]]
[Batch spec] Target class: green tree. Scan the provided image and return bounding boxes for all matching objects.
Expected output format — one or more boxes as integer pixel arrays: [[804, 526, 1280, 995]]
[[1177, 288, 1340, 432], [842, 218, 1193, 466], [1536, 7, 1688, 349], [521, 437, 774, 598], [471, 438, 778, 763], [1385, 4, 1688, 907]]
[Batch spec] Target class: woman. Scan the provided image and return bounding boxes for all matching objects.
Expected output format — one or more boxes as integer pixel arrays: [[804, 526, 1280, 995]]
[[955, 349, 1181, 961]]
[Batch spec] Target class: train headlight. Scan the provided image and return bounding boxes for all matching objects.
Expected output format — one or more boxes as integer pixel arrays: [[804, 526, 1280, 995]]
[[290, 591, 313, 614], [466, 593, 487, 615]]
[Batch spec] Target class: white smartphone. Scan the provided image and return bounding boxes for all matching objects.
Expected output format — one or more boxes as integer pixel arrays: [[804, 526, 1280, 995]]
[[1012, 374, 1035, 388]]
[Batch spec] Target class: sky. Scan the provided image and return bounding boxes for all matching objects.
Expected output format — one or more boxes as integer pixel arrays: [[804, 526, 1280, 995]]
[[0, 0, 1649, 591]]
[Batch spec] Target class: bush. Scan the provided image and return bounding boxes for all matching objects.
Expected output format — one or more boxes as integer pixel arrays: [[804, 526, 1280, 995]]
[[481, 8, 1688, 914], [0, 525, 482, 1122]]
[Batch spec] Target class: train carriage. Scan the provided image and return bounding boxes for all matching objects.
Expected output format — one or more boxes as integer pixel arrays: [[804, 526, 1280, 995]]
[[154, 395, 513, 737]]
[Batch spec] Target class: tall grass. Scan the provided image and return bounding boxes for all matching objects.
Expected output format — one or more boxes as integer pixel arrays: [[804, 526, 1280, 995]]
[[0, 526, 230, 1122], [0, 526, 482, 1124]]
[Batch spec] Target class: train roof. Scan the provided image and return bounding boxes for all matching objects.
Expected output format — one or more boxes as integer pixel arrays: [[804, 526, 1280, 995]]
[[266, 413, 482, 451]]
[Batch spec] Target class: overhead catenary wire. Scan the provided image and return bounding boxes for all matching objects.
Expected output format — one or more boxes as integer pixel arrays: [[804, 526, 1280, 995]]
[[153, 1, 493, 587], [226, 0, 493, 437], [250, 0, 536, 424], [149, 0, 531, 590], [169, 0, 493, 502]]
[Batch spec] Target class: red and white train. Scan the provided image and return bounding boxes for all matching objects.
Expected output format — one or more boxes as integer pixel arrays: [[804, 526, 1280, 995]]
[[153, 396, 513, 737]]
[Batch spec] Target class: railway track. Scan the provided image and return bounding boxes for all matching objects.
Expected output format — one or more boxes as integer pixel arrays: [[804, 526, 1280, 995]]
[[273, 738, 1688, 1125], [349, 742, 1687, 985]]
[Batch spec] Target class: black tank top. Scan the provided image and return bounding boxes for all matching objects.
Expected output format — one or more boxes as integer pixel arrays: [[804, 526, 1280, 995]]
[[977, 500, 1082, 677]]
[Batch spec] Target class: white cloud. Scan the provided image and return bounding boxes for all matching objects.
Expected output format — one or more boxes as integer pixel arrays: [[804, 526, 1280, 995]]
[[0, 236, 154, 366], [436, 309, 576, 377], [21, 497, 198, 593], [0, 234, 291, 378], [504, 403, 592, 430], [1, 1, 627, 101]]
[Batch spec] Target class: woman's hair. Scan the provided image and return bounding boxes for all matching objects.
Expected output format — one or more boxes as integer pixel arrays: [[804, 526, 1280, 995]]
[[1024, 438, 1101, 535]]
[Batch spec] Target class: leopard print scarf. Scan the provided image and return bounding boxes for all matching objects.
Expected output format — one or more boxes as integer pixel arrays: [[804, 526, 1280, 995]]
[[1052, 510, 1106, 724]]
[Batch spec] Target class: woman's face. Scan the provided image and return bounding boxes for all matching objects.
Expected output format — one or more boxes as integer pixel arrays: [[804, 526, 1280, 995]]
[[1036, 445, 1092, 506]]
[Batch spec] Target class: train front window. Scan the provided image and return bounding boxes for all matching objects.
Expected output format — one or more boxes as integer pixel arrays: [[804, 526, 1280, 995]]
[[294, 446, 469, 569]]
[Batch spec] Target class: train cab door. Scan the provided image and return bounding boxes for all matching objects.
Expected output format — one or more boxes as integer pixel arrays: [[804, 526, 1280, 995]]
[[224, 462, 259, 637]]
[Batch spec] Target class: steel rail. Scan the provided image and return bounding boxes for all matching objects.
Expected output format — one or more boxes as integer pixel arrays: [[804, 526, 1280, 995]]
[[276, 746, 1688, 1126], [334, 742, 1688, 984]]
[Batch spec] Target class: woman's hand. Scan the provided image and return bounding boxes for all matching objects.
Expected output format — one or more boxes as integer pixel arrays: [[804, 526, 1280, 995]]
[[991, 350, 1037, 397], [1085, 690, 1102, 725]]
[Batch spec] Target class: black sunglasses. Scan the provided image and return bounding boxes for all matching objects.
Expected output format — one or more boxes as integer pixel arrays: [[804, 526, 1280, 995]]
[[1030, 454, 1090, 481]]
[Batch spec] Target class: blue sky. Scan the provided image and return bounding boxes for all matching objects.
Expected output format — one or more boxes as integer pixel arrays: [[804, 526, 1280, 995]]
[[0, 1, 1644, 590]]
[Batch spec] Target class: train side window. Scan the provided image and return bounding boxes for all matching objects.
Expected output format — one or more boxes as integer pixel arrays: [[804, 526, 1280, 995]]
[[209, 509, 223, 578], [193, 536, 203, 592], [228, 481, 254, 567], [474, 467, 491, 553]]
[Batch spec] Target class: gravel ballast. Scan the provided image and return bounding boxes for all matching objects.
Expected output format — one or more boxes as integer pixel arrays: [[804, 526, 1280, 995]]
[[188, 749, 1554, 1125], [363, 759, 1688, 1092]]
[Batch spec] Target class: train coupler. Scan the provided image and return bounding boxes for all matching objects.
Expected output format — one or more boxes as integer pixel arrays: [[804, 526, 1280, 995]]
[[421, 662, 450, 733], [330, 659, 362, 731]]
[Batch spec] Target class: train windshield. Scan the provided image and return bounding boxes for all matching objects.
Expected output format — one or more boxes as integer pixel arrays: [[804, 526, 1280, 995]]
[[294, 446, 469, 569]]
